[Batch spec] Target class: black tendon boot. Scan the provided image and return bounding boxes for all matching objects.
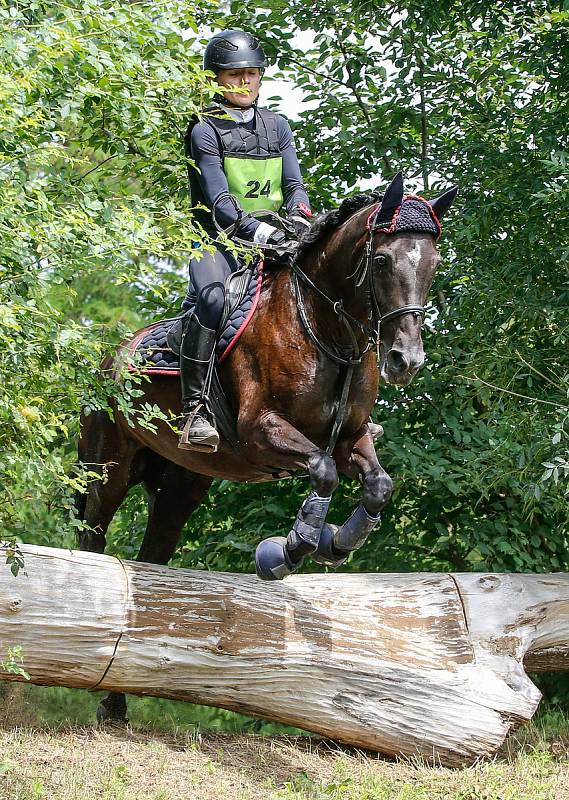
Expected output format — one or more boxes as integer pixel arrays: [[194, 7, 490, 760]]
[[178, 313, 220, 452]]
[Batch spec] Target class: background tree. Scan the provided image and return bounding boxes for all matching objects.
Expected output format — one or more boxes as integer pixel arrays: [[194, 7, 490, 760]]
[[198, 0, 569, 574], [0, 0, 217, 552], [1, 0, 567, 581]]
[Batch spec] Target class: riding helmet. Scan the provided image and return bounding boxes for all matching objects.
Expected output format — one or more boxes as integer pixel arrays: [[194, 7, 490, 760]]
[[203, 29, 267, 72]]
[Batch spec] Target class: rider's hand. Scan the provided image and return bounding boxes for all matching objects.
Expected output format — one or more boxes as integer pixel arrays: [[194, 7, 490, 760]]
[[266, 229, 296, 263], [288, 203, 313, 240], [289, 216, 311, 239]]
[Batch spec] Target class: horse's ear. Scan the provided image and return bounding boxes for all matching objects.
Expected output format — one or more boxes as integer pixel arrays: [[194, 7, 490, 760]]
[[376, 172, 404, 222], [429, 185, 459, 219]]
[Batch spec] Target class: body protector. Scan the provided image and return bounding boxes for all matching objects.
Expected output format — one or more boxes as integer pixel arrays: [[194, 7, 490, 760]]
[[185, 105, 284, 230]]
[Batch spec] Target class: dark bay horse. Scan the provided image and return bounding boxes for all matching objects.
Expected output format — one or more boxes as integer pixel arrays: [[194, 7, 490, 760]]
[[76, 173, 457, 720]]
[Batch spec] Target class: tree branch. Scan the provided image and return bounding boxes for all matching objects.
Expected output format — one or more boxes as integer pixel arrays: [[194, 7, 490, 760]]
[[72, 154, 118, 183], [334, 32, 393, 175], [417, 53, 429, 191], [284, 55, 350, 88]]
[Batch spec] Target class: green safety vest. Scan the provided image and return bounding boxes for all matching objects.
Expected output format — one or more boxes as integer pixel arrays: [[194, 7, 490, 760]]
[[193, 105, 284, 215], [224, 152, 283, 213]]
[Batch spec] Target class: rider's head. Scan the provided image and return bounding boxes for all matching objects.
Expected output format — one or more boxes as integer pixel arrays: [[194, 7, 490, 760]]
[[203, 29, 267, 109]]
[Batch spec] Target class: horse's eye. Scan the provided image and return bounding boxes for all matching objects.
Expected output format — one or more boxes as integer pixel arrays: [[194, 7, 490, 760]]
[[373, 253, 389, 267]]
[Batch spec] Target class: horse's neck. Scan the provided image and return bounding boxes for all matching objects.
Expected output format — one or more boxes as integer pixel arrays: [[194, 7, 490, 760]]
[[261, 206, 373, 338], [304, 227, 370, 328], [261, 255, 368, 359]]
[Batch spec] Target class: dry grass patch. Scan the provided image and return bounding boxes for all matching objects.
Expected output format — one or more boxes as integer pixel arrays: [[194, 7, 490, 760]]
[[1, 721, 569, 800]]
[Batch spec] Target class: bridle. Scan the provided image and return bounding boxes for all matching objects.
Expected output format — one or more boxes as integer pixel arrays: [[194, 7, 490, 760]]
[[290, 197, 437, 454], [211, 193, 438, 452], [291, 200, 432, 369]]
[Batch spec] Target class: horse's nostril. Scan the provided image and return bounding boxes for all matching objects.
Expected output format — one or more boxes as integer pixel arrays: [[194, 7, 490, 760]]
[[387, 349, 409, 374]]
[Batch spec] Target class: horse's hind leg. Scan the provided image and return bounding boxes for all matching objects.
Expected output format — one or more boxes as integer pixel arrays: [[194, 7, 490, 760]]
[[75, 409, 142, 726], [96, 457, 212, 726], [75, 409, 142, 553], [136, 457, 213, 565]]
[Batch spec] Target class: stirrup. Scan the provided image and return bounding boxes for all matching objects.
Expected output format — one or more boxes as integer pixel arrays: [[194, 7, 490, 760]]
[[178, 402, 220, 453], [368, 419, 384, 441]]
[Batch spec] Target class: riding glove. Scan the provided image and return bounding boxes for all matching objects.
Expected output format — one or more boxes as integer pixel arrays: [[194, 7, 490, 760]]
[[266, 229, 297, 263], [289, 203, 313, 240]]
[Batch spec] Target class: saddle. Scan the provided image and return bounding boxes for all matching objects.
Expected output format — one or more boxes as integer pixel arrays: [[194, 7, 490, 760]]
[[128, 259, 263, 373], [126, 259, 264, 452]]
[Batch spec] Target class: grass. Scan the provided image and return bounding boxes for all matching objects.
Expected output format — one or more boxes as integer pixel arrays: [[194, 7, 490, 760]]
[[1, 683, 569, 799]]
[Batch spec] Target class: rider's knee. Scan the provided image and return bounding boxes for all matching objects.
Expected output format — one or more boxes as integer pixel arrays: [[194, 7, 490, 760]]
[[196, 283, 225, 329]]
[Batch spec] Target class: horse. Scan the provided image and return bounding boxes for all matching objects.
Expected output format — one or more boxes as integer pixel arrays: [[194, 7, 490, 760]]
[[75, 172, 457, 722]]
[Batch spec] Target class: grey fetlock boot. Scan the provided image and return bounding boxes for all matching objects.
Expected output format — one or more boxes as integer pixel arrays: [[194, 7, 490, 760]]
[[178, 313, 220, 452]]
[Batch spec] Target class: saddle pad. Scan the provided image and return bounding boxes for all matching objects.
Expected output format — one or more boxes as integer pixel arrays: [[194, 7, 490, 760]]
[[127, 260, 263, 375]]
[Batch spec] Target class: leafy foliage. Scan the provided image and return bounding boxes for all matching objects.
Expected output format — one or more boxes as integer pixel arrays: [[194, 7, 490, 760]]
[[222, 0, 569, 572], [0, 0, 219, 544], [1, 0, 567, 580], [1, 646, 30, 681]]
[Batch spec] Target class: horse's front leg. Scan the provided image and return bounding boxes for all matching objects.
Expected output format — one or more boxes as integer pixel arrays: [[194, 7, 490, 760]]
[[314, 427, 393, 567], [246, 412, 339, 581]]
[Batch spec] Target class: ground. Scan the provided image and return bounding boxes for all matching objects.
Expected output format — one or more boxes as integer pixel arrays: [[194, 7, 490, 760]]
[[2, 719, 569, 799], [1, 684, 569, 799]]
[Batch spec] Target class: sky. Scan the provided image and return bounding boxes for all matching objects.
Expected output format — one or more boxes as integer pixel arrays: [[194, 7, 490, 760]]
[[258, 31, 314, 121]]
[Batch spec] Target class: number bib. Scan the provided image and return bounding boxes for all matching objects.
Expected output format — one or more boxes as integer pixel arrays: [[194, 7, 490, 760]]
[[223, 155, 284, 213]]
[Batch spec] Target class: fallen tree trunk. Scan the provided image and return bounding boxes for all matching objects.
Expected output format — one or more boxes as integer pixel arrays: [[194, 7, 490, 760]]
[[1, 543, 568, 766]]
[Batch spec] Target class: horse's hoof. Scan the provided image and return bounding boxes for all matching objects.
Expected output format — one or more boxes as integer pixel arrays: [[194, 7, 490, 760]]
[[96, 699, 128, 727], [255, 537, 303, 581], [312, 524, 349, 568]]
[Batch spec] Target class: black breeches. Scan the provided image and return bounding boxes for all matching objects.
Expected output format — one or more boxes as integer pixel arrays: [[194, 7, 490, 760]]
[[185, 245, 240, 330]]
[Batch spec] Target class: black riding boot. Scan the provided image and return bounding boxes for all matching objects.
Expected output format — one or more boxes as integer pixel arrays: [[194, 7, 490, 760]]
[[178, 313, 220, 452]]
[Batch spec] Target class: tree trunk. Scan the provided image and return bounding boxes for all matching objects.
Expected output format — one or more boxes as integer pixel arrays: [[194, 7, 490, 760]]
[[1, 544, 569, 766]]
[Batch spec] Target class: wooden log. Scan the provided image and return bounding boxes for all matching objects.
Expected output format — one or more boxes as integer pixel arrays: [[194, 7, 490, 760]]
[[1, 543, 569, 766]]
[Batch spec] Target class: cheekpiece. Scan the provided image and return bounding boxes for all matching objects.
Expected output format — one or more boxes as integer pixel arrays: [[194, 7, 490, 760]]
[[371, 195, 442, 240]]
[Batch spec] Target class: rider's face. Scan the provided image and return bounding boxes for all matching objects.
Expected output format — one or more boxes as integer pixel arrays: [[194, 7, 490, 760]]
[[216, 68, 261, 108]]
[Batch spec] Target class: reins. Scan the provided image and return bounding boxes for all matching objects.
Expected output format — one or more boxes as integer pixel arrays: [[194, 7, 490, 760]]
[[289, 198, 436, 454]]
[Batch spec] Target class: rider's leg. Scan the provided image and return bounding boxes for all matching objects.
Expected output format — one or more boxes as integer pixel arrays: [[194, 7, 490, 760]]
[[179, 246, 237, 451]]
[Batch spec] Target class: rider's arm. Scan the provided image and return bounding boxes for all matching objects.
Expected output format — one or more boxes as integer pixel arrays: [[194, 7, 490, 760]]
[[190, 121, 262, 241], [276, 115, 311, 215]]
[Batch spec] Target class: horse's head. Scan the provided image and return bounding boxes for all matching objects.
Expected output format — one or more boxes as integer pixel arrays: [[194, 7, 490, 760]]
[[292, 174, 457, 386], [366, 173, 458, 386]]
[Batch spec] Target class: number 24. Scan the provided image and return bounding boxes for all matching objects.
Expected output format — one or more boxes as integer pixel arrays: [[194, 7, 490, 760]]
[[245, 179, 271, 198]]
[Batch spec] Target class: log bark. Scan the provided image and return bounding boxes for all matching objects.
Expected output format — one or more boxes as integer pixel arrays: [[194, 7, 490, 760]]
[[1, 544, 569, 766]]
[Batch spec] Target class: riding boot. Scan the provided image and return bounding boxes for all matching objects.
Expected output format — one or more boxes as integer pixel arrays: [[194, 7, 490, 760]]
[[178, 313, 220, 452]]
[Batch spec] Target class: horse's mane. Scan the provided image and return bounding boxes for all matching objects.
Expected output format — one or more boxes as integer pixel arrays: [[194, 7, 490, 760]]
[[295, 191, 382, 261]]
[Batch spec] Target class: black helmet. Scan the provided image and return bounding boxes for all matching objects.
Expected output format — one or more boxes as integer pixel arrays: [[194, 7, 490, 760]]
[[203, 29, 267, 72]]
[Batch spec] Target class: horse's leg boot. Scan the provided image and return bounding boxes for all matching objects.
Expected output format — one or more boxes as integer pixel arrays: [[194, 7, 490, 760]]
[[178, 314, 219, 452], [313, 505, 381, 567], [256, 492, 332, 580]]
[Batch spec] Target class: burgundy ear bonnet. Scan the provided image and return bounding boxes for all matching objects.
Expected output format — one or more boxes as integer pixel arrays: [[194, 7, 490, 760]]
[[371, 195, 442, 239]]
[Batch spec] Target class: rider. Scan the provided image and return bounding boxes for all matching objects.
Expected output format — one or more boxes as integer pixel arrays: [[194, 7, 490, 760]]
[[180, 29, 313, 452]]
